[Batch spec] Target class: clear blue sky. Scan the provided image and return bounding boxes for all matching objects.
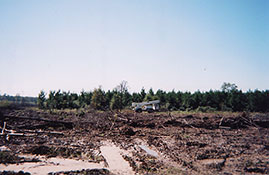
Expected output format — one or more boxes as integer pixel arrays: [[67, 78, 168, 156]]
[[0, 0, 268, 96]]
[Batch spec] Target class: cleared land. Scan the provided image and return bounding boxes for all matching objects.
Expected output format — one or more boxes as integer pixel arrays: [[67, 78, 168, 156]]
[[0, 107, 268, 175]]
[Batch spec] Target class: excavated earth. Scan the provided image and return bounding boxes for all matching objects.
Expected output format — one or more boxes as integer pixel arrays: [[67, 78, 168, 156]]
[[0, 107, 268, 175]]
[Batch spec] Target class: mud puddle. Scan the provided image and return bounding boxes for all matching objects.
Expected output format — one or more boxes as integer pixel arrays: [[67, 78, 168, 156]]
[[100, 141, 135, 175]]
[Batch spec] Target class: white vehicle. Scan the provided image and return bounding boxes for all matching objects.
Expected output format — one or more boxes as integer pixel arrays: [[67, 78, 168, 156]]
[[132, 100, 160, 113]]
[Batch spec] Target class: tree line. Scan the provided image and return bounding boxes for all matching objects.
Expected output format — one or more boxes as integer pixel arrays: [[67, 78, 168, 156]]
[[37, 82, 269, 112], [0, 94, 37, 106]]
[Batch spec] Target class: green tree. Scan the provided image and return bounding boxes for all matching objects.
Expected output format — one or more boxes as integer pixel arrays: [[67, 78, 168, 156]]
[[111, 80, 130, 110], [181, 92, 192, 110], [54, 90, 63, 109], [47, 91, 56, 109], [228, 90, 247, 111], [78, 91, 86, 107], [166, 90, 178, 110], [246, 90, 269, 112], [132, 92, 142, 102], [221, 82, 238, 92], [105, 90, 114, 107], [37, 90, 46, 109], [110, 93, 122, 110], [91, 87, 106, 110], [122, 91, 132, 107], [144, 88, 158, 101], [140, 88, 146, 101], [156, 89, 167, 108], [191, 91, 203, 109], [60, 91, 68, 108]]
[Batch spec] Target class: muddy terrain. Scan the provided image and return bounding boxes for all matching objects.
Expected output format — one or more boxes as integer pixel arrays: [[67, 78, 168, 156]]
[[0, 107, 268, 175]]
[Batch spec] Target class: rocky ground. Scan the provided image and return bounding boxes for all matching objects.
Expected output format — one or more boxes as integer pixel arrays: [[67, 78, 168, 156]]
[[0, 107, 268, 175]]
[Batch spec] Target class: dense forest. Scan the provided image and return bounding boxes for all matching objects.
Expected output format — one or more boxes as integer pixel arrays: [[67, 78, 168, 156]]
[[0, 94, 37, 106], [36, 82, 269, 112]]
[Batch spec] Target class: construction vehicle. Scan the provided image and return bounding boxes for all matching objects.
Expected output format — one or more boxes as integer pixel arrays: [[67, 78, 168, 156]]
[[132, 100, 160, 113]]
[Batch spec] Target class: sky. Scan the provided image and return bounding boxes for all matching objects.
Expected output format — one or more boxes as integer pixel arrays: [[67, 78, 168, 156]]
[[0, 0, 268, 97]]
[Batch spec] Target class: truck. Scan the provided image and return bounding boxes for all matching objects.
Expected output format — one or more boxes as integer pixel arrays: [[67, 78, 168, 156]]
[[131, 100, 160, 113]]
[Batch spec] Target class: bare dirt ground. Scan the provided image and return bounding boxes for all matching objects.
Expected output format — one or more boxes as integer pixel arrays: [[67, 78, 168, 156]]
[[0, 107, 268, 175]]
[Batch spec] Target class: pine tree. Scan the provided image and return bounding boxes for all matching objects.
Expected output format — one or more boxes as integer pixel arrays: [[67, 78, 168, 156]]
[[37, 90, 46, 109]]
